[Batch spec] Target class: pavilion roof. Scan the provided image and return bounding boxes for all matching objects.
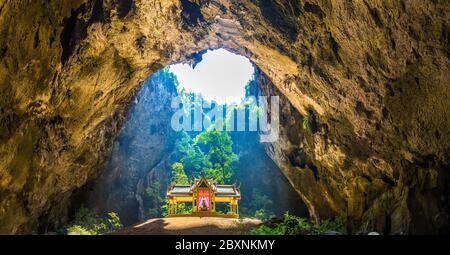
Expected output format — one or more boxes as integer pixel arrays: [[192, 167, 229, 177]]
[[167, 177, 240, 198], [171, 186, 191, 194]]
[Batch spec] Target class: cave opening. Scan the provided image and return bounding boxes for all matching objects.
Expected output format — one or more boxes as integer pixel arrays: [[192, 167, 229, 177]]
[[0, 0, 447, 236], [82, 48, 308, 227]]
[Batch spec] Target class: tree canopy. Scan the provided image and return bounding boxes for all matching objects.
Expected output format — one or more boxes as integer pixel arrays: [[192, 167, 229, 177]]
[[171, 129, 238, 185], [194, 129, 238, 183]]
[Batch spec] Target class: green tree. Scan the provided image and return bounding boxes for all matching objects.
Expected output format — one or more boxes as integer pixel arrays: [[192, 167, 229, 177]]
[[171, 162, 189, 185], [164, 161, 192, 215], [145, 182, 164, 217], [177, 133, 212, 177], [194, 129, 238, 184], [250, 189, 274, 219]]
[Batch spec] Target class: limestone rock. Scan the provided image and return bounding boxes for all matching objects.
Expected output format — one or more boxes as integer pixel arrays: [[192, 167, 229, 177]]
[[0, 0, 448, 234]]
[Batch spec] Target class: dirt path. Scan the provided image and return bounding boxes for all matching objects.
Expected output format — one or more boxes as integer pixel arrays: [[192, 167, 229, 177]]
[[115, 217, 262, 235]]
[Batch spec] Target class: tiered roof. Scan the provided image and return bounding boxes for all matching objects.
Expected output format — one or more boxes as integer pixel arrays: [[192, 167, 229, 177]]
[[167, 176, 240, 198]]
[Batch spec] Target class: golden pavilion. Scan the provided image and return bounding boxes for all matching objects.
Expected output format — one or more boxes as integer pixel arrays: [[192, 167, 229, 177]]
[[166, 176, 241, 218]]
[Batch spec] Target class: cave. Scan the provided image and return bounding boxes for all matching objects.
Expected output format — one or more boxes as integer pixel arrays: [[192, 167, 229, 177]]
[[0, 0, 449, 235], [83, 48, 308, 226]]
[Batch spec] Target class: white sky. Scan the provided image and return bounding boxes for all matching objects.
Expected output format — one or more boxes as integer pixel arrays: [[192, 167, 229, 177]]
[[169, 49, 254, 105]]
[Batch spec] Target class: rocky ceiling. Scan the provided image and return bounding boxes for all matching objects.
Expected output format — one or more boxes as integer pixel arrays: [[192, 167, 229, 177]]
[[0, 0, 449, 234]]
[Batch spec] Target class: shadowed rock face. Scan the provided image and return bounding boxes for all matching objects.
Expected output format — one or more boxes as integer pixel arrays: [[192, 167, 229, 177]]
[[84, 70, 180, 226], [0, 0, 449, 234]]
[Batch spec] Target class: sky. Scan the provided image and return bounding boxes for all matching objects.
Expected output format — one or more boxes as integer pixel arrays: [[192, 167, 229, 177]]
[[169, 49, 254, 105]]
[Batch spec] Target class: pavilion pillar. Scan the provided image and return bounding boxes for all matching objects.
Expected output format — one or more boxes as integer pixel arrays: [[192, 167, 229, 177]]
[[230, 199, 238, 215]]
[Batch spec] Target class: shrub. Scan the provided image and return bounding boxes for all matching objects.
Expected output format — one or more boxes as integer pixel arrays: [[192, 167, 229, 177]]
[[160, 200, 192, 216], [252, 212, 346, 235], [66, 225, 95, 235], [311, 218, 346, 234], [251, 224, 285, 235], [254, 209, 275, 221], [64, 206, 122, 235], [145, 182, 164, 217]]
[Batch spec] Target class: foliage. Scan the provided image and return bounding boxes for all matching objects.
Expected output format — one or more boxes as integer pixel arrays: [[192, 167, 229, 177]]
[[251, 212, 346, 235], [254, 209, 272, 221], [66, 225, 95, 235], [238, 189, 275, 220], [145, 182, 165, 217], [161, 199, 192, 216], [70, 206, 100, 229], [251, 189, 273, 211], [302, 116, 309, 130], [194, 129, 238, 183], [172, 129, 239, 184], [106, 212, 122, 232], [161, 198, 169, 217], [64, 206, 122, 235], [312, 218, 346, 234], [171, 162, 189, 185], [251, 224, 285, 235], [177, 133, 212, 177], [175, 202, 193, 214]]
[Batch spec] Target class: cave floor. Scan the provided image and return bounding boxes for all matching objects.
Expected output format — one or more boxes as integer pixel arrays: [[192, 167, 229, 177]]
[[114, 217, 262, 235]]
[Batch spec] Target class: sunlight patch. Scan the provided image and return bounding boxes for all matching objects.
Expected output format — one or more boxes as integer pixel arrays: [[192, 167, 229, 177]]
[[169, 49, 254, 105]]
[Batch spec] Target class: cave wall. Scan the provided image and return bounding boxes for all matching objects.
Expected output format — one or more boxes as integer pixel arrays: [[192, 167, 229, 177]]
[[0, 0, 449, 233], [85, 69, 179, 226]]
